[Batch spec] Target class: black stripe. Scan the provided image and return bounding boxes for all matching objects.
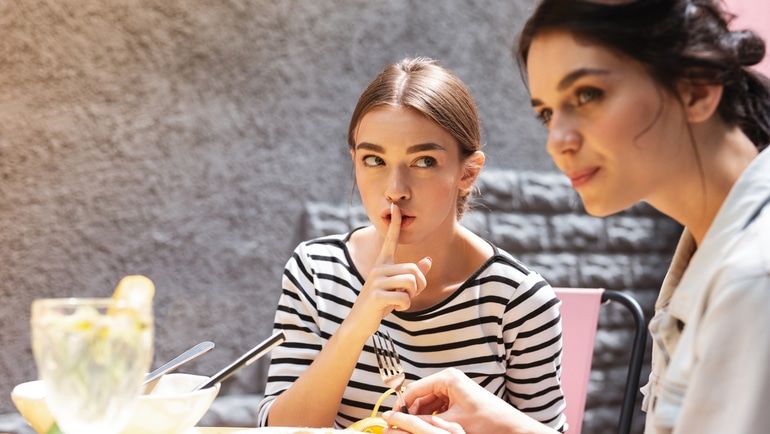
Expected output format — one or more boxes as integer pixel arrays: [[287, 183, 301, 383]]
[[267, 375, 298, 383], [385, 315, 503, 336], [346, 379, 389, 394], [276, 304, 316, 325], [504, 297, 559, 331], [280, 341, 321, 351], [505, 279, 549, 313], [336, 411, 360, 424], [402, 295, 509, 321], [509, 348, 562, 369], [518, 395, 564, 413], [281, 287, 301, 302], [307, 238, 346, 247], [492, 379, 506, 397], [293, 252, 314, 281], [309, 253, 356, 275], [517, 316, 561, 339], [341, 396, 385, 411], [270, 357, 313, 366], [274, 323, 313, 334], [473, 274, 521, 288], [283, 269, 317, 310], [478, 373, 503, 388], [317, 290, 355, 308], [507, 384, 562, 401], [316, 272, 360, 294], [392, 335, 500, 353], [495, 254, 531, 275], [506, 370, 559, 385], [510, 333, 562, 357], [317, 309, 344, 324]]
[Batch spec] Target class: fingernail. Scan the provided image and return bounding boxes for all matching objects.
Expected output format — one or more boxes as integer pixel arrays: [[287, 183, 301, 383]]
[[383, 411, 393, 418]]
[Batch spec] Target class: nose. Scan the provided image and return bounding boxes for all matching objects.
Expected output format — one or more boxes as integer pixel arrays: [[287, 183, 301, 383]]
[[385, 166, 410, 203], [546, 112, 582, 157]]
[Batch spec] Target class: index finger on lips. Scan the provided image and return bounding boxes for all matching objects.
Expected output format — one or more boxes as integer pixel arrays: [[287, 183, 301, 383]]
[[376, 203, 401, 265]]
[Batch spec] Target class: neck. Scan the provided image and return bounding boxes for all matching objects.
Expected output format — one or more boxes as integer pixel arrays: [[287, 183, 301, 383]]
[[646, 123, 758, 245]]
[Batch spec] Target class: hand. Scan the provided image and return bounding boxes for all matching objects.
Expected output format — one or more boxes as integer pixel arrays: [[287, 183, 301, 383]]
[[382, 368, 557, 434], [384, 414, 465, 434], [346, 203, 432, 339]]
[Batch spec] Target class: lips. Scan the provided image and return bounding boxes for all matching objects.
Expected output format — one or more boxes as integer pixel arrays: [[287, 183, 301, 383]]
[[567, 167, 600, 188], [381, 209, 416, 228]]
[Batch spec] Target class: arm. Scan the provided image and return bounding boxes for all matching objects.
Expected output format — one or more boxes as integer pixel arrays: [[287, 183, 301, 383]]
[[267, 206, 431, 427], [503, 274, 566, 431], [383, 368, 558, 434]]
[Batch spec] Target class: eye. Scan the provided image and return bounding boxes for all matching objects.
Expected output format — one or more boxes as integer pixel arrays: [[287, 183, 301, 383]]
[[576, 87, 603, 105], [536, 108, 553, 126], [362, 155, 384, 167], [414, 156, 437, 168]]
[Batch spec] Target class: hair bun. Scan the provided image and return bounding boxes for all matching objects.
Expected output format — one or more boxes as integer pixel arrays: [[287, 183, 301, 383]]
[[730, 30, 765, 66]]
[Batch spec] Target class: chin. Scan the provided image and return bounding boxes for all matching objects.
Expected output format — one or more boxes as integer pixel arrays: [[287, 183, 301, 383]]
[[581, 196, 631, 217]]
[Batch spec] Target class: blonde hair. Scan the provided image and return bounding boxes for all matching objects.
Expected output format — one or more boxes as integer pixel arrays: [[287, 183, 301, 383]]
[[348, 57, 483, 217]]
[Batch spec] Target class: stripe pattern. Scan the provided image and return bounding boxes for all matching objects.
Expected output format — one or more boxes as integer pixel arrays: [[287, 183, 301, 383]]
[[257, 232, 567, 432]]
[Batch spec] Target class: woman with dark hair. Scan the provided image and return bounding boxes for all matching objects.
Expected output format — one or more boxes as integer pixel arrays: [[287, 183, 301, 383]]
[[257, 57, 566, 431], [383, 1, 770, 433]]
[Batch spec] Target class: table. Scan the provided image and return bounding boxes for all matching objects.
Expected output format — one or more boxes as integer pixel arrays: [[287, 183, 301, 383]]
[[193, 429, 252, 434]]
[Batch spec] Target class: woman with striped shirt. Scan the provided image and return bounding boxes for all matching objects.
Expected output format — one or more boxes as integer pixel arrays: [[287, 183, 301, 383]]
[[257, 57, 566, 431]]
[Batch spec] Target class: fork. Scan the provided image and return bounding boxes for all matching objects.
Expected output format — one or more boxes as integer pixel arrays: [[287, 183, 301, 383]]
[[372, 330, 409, 414]]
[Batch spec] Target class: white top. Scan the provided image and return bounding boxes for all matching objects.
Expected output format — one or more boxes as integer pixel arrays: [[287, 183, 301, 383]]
[[642, 149, 770, 433], [257, 230, 567, 431]]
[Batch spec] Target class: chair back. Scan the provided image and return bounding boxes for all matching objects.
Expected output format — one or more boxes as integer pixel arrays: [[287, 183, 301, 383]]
[[554, 287, 604, 434]]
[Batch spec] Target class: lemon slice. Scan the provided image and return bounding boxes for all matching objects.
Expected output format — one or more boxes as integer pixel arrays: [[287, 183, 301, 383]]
[[347, 416, 388, 433], [111, 275, 155, 314]]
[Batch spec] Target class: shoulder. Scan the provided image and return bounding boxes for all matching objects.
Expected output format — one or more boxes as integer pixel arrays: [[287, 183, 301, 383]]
[[291, 233, 350, 257], [487, 245, 540, 279], [713, 210, 770, 299], [479, 245, 555, 298]]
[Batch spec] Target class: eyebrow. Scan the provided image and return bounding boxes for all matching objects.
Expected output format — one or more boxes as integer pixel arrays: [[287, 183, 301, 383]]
[[355, 142, 447, 153], [530, 67, 610, 107]]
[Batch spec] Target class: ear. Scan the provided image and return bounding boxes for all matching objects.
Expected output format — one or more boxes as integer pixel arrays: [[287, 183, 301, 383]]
[[459, 151, 485, 190], [676, 79, 723, 123], [350, 148, 356, 162]]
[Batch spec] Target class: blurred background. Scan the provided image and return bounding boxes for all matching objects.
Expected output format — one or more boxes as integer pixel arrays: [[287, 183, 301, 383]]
[[1, 1, 766, 433]]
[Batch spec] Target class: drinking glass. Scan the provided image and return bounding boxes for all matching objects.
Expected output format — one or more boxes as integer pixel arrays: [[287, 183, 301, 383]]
[[31, 298, 153, 434]]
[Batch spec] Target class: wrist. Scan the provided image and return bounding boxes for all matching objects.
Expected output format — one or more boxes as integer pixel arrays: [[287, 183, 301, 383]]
[[336, 318, 374, 347]]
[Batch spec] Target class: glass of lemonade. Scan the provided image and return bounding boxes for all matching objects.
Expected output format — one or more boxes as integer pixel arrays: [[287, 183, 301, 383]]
[[31, 298, 153, 434]]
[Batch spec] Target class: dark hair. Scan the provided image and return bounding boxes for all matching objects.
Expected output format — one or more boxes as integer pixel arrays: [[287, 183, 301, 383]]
[[516, 0, 770, 150], [348, 57, 483, 217]]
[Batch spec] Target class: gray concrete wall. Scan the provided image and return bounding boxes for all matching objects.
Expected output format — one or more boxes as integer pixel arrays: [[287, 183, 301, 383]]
[[0, 2, 677, 433]]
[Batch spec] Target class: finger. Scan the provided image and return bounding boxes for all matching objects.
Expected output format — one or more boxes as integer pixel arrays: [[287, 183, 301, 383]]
[[410, 394, 448, 415], [377, 203, 402, 265], [425, 415, 465, 434], [380, 290, 411, 312], [380, 274, 418, 298], [401, 369, 465, 404], [384, 412, 460, 434], [414, 257, 432, 293]]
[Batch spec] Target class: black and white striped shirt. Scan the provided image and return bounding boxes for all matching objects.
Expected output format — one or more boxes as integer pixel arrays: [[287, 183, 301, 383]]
[[257, 231, 567, 431]]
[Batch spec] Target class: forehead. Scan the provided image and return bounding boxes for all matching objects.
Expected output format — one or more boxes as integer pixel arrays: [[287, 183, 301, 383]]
[[526, 31, 633, 95], [356, 105, 458, 150]]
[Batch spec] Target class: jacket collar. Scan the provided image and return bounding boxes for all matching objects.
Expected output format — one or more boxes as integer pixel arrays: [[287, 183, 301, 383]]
[[668, 149, 770, 320]]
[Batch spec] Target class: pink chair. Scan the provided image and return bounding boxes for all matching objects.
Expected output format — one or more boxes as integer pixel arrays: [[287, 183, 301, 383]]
[[554, 288, 646, 434]]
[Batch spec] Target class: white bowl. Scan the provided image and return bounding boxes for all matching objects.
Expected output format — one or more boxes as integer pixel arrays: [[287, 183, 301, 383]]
[[11, 373, 220, 434]]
